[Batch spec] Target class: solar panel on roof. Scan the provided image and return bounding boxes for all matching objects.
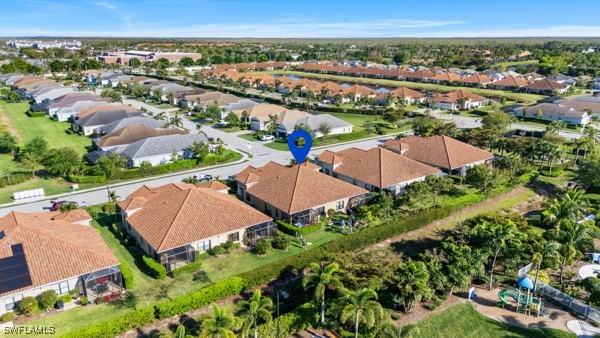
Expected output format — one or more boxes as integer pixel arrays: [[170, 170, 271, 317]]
[[0, 244, 33, 294]]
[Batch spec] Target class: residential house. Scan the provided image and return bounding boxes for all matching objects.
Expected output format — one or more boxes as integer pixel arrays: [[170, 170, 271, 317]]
[[0, 210, 121, 315], [316, 147, 441, 195], [512, 103, 591, 126], [432, 89, 488, 111], [48, 92, 111, 121], [339, 84, 376, 103], [74, 109, 143, 136], [230, 103, 311, 132], [429, 72, 463, 84], [457, 74, 493, 87], [97, 116, 167, 135], [489, 76, 529, 90], [389, 86, 426, 104], [94, 124, 187, 150], [118, 183, 273, 271], [557, 96, 600, 117], [384, 135, 494, 175], [548, 74, 578, 86], [524, 79, 569, 95], [235, 162, 369, 226], [119, 133, 208, 167], [276, 114, 353, 138], [150, 83, 194, 102]]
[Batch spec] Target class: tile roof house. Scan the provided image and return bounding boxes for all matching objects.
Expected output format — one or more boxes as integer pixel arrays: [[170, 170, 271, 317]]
[[389, 86, 426, 104], [180, 91, 241, 110], [98, 116, 168, 135], [48, 92, 110, 121], [231, 103, 312, 131], [235, 162, 369, 226], [432, 90, 489, 111], [276, 113, 353, 137], [0, 210, 121, 315], [512, 103, 591, 126], [524, 79, 569, 95], [557, 96, 600, 116], [119, 133, 208, 168], [384, 135, 494, 175], [76, 103, 139, 120], [94, 124, 187, 150], [118, 183, 273, 271], [429, 72, 463, 84], [489, 76, 529, 90], [74, 109, 143, 136], [457, 74, 493, 87], [316, 147, 441, 195]]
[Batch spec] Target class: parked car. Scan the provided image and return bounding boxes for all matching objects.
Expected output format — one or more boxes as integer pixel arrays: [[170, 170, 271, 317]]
[[215, 119, 229, 127], [50, 200, 78, 211], [260, 134, 275, 141], [195, 174, 214, 182]]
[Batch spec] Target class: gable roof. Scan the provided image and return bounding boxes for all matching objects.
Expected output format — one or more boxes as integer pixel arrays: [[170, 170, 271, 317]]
[[384, 135, 494, 171], [524, 79, 568, 91], [492, 76, 529, 88], [0, 210, 119, 297], [49, 92, 109, 109], [433, 89, 487, 104], [77, 103, 138, 119], [235, 162, 368, 214], [76, 110, 143, 128], [120, 133, 207, 160], [459, 73, 493, 85], [318, 147, 440, 188], [390, 86, 425, 99], [122, 184, 271, 252], [99, 116, 167, 135]]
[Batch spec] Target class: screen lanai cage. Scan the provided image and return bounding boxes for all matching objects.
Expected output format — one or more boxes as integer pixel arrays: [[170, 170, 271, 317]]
[[80, 266, 122, 300], [158, 221, 277, 272]]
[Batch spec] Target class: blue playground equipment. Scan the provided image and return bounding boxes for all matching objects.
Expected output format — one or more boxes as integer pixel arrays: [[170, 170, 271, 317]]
[[497, 276, 544, 316]]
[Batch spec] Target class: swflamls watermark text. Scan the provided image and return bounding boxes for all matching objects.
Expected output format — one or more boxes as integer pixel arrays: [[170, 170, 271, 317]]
[[4, 326, 56, 335]]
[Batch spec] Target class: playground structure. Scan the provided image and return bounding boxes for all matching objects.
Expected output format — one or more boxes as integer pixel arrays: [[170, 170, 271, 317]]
[[497, 276, 544, 317]]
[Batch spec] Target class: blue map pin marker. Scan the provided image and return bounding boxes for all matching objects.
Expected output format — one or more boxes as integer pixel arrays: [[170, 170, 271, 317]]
[[288, 129, 313, 164]]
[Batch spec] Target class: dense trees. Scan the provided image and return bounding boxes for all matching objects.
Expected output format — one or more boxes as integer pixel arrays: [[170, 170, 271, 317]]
[[42, 147, 81, 177], [236, 290, 272, 338], [302, 262, 343, 325]]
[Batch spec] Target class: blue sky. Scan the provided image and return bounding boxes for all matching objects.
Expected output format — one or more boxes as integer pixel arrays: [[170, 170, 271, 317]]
[[2, 0, 600, 38]]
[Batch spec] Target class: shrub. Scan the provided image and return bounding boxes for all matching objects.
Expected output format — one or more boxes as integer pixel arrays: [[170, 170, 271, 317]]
[[60, 294, 72, 303], [277, 220, 321, 236], [142, 256, 167, 279], [272, 230, 290, 251], [257, 302, 315, 337], [254, 238, 271, 255], [120, 262, 134, 289], [221, 241, 240, 253], [37, 290, 58, 310], [17, 296, 39, 315], [62, 305, 155, 338], [583, 277, 600, 294], [26, 111, 46, 117], [171, 255, 202, 278], [154, 277, 244, 318], [0, 311, 15, 323], [207, 245, 227, 257], [79, 296, 89, 305], [67, 175, 107, 184], [0, 172, 32, 188]]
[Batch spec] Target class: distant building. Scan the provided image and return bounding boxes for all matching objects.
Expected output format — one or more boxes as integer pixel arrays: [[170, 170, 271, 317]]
[[512, 103, 591, 126], [6, 39, 81, 50]]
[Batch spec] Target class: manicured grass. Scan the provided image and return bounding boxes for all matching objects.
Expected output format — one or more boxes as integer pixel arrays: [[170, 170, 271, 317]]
[[411, 303, 574, 338], [265, 140, 290, 151], [203, 228, 344, 281], [253, 70, 544, 104], [492, 59, 540, 69], [330, 112, 381, 131], [238, 133, 260, 142], [0, 154, 19, 172], [0, 177, 75, 204], [0, 101, 91, 154]]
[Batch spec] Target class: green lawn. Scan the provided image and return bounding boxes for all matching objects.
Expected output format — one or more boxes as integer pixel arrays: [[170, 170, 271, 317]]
[[0, 101, 91, 154], [0, 177, 76, 204], [265, 140, 290, 151], [238, 133, 260, 142], [411, 303, 574, 338], [491, 59, 540, 70], [0, 154, 19, 172], [253, 70, 543, 104]]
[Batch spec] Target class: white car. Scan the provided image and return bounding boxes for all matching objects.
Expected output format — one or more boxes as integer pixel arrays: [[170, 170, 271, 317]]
[[260, 134, 275, 141]]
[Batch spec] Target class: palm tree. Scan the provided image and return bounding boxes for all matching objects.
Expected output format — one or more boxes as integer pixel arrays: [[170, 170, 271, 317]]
[[154, 112, 167, 121], [584, 125, 598, 146], [394, 259, 433, 312], [340, 288, 385, 338], [107, 189, 119, 221], [170, 113, 183, 127], [265, 114, 279, 135], [236, 290, 273, 338], [559, 222, 593, 287], [302, 262, 343, 325], [532, 240, 560, 293], [198, 304, 237, 338], [543, 188, 589, 235]]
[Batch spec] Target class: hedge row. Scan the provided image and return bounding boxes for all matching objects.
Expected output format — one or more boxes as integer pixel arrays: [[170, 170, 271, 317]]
[[314, 130, 370, 145], [62, 277, 244, 338], [62, 305, 155, 338], [26, 111, 46, 117], [154, 277, 244, 318], [142, 256, 167, 280], [119, 263, 134, 289], [277, 220, 321, 236], [68, 175, 107, 184]]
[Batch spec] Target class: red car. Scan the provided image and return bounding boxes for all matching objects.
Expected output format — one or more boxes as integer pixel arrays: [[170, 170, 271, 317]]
[[50, 200, 78, 211]]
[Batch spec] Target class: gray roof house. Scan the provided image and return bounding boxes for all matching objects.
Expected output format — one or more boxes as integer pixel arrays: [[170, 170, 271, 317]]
[[221, 98, 261, 113], [74, 110, 143, 136], [31, 86, 75, 103], [119, 133, 208, 168], [100, 72, 133, 87], [276, 114, 353, 137], [512, 103, 591, 126], [99, 116, 167, 135]]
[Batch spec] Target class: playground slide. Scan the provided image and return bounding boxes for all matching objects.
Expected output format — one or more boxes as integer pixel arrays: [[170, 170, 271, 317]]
[[498, 288, 521, 305]]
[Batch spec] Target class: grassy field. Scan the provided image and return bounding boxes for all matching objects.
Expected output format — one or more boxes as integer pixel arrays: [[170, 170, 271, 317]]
[[412, 303, 574, 338], [0, 178, 76, 204], [491, 59, 540, 70], [253, 70, 543, 104], [0, 101, 91, 154]]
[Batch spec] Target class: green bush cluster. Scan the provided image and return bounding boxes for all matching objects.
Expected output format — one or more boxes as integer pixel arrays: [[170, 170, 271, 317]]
[[0, 172, 32, 188], [257, 302, 315, 337], [0, 311, 15, 323], [17, 296, 39, 315], [313, 130, 370, 146], [276, 220, 321, 236], [37, 290, 58, 310], [26, 111, 46, 117], [64, 277, 245, 338], [67, 174, 107, 184], [142, 256, 167, 280], [254, 238, 272, 255], [120, 262, 134, 289], [207, 241, 240, 256], [171, 255, 202, 278]]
